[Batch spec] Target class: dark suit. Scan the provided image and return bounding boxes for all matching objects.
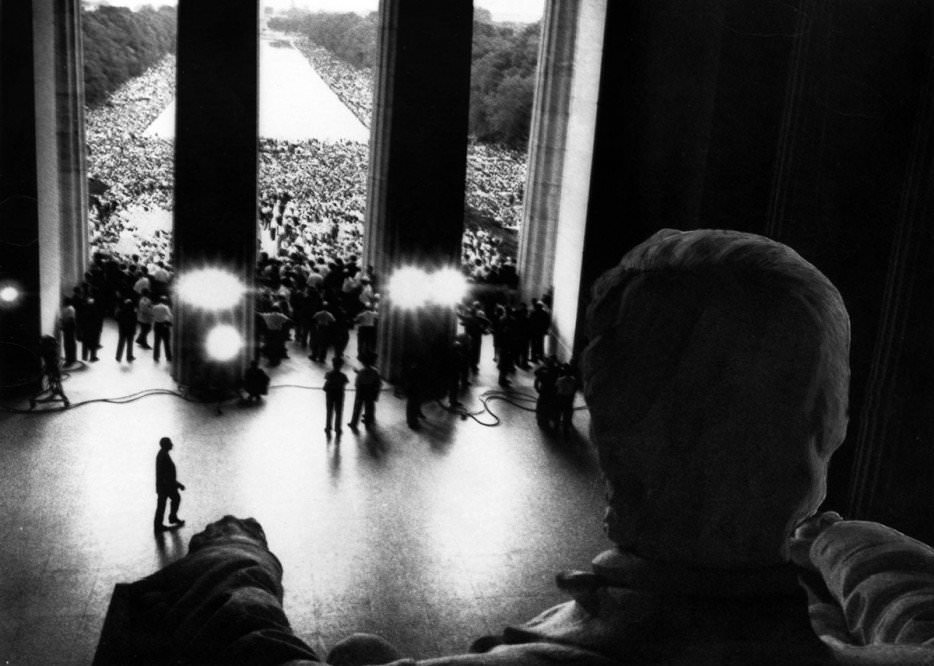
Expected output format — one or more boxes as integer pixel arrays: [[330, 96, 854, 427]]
[[154, 449, 181, 528]]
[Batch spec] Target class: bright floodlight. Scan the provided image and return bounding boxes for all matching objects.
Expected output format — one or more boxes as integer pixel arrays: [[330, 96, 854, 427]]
[[428, 268, 468, 306], [0, 286, 20, 304], [205, 324, 243, 362], [176, 268, 245, 310], [387, 266, 430, 310]]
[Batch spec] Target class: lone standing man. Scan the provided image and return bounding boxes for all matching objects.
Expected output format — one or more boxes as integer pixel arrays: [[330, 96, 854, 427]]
[[152, 296, 173, 363], [154, 436, 185, 532], [348, 352, 382, 432], [323, 356, 349, 436]]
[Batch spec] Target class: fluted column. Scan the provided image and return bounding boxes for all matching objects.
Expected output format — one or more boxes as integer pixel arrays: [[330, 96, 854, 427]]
[[365, 0, 473, 389], [173, 0, 257, 391], [34, 0, 88, 334], [517, 0, 581, 305], [55, 0, 89, 293], [516, 0, 606, 359]]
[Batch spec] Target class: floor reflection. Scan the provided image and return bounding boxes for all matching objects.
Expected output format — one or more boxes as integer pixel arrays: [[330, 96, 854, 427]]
[[0, 320, 606, 662], [154, 528, 186, 569]]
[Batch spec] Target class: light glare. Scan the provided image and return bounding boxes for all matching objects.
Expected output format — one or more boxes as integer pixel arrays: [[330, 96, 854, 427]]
[[177, 268, 245, 310], [387, 267, 430, 310], [0, 286, 20, 303], [205, 324, 243, 362], [428, 268, 468, 306], [387, 266, 467, 310]]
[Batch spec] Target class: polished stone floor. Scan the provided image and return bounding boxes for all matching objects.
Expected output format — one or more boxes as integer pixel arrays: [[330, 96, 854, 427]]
[[0, 322, 606, 664]]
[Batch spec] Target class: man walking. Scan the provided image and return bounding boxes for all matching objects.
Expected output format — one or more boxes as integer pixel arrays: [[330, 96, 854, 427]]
[[115, 299, 137, 363], [154, 436, 185, 532]]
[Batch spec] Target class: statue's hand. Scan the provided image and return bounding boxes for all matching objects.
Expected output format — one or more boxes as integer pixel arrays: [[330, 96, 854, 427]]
[[787, 511, 844, 570], [188, 515, 268, 553]]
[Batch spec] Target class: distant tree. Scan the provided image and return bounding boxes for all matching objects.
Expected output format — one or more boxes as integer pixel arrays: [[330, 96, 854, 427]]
[[81, 5, 177, 107], [473, 7, 494, 24], [469, 21, 539, 148], [269, 11, 377, 69]]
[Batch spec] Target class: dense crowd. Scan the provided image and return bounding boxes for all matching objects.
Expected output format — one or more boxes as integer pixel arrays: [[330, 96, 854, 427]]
[[86, 56, 176, 212], [465, 143, 526, 229], [294, 36, 527, 230], [85, 56, 176, 271], [293, 39, 375, 129], [83, 39, 527, 291]]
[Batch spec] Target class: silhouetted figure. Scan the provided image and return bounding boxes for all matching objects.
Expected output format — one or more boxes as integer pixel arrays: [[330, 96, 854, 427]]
[[528, 300, 551, 363], [115, 299, 137, 363], [154, 437, 185, 532], [309, 302, 336, 362], [323, 356, 348, 436], [331, 312, 350, 359], [353, 304, 378, 360], [511, 302, 532, 369], [260, 304, 292, 366], [444, 336, 470, 407], [60, 297, 77, 366], [151, 297, 173, 363], [533, 356, 559, 429], [29, 335, 69, 409], [76, 296, 101, 362], [403, 359, 427, 429], [348, 353, 381, 431], [135, 289, 153, 349], [554, 364, 578, 437], [242, 360, 270, 402], [459, 301, 490, 373]]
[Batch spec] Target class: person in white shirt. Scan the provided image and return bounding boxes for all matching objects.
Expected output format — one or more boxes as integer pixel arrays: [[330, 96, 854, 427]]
[[353, 304, 378, 360], [133, 270, 151, 296], [136, 289, 154, 349], [260, 304, 292, 366], [151, 296, 173, 363]]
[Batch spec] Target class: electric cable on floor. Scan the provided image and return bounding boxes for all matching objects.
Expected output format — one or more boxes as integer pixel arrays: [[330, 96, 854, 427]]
[[1, 379, 589, 425], [0, 382, 374, 414]]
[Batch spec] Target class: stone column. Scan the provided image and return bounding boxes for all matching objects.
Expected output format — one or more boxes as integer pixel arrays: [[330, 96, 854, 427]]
[[54, 0, 89, 294], [34, 0, 88, 335], [365, 0, 473, 390], [517, 0, 582, 306], [173, 0, 257, 392], [516, 0, 606, 360], [0, 1, 43, 395]]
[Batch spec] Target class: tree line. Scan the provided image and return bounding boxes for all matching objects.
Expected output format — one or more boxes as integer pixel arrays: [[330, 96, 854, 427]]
[[268, 10, 539, 149], [82, 5, 177, 107]]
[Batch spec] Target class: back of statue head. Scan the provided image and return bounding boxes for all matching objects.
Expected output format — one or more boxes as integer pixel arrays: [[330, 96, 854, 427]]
[[582, 229, 850, 567]]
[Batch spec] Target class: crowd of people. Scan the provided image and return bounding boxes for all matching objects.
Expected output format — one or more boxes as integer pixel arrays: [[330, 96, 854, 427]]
[[84, 47, 526, 286], [294, 36, 528, 230], [75, 35, 541, 379], [293, 39, 375, 129], [59, 254, 175, 368], [258, 137, 368, 251], [464, 142, 527, 230], [85, 56, 176, 271]]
